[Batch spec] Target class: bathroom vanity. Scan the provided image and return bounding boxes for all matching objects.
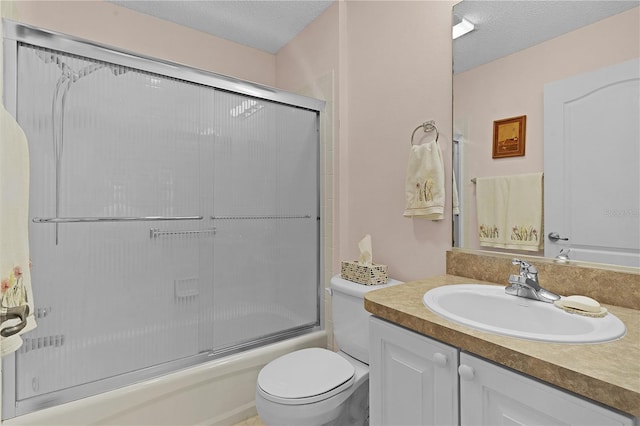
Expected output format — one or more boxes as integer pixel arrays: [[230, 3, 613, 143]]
[[365, 274, 639, 425]]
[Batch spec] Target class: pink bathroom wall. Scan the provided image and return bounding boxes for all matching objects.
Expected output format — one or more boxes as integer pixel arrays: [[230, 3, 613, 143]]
[[454, 7, 640, 252], [277, 1, 456, 282], [5, 0, 276, 86], [340, 1, 455, 282], [276, 3, 338, 93]]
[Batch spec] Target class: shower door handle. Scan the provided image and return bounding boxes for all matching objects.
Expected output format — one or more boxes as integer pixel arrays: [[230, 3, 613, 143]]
[[33, 215, 204, 223]]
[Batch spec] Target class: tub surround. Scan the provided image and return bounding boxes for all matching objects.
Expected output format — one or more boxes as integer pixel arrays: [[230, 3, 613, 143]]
[[364, 270, 640, 417]]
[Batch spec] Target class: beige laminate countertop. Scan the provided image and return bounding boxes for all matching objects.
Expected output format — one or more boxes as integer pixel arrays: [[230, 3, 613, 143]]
[[364, 274, 640, 417]]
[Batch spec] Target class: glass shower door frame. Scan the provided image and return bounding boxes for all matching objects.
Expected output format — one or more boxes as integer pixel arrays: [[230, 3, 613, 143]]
[[2, 19, 324, 419]]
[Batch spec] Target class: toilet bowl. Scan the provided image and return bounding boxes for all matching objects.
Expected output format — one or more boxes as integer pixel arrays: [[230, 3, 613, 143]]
[[255, 348, 369, 426], [255, 275, 402, 426]]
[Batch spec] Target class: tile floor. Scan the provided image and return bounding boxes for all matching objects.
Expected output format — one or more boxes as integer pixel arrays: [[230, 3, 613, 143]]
[[233, 415, 266, 426]]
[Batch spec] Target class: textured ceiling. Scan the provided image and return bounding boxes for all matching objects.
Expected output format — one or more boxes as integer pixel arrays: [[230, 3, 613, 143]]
[[110, 0, 335, 54], [453, 1, 639, 74], [110, 1, 637, 66]]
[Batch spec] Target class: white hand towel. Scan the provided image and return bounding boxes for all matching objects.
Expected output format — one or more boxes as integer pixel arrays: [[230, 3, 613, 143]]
[[476, 176, 509, 247], [1, 106, 37, 356], [475, 173, 543, 251], [504, 172, 543, 251], [403, 141, 445, 220]]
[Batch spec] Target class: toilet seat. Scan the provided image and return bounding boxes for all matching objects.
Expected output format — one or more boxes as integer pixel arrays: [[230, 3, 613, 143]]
[[257, 348, 355, 405]]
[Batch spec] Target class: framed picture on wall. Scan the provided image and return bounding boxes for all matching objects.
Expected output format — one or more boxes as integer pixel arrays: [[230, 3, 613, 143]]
[[492, 115, 526, 158]]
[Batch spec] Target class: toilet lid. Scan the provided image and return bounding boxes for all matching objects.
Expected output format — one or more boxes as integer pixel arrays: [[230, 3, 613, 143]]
[[258, 348, 355, 405]]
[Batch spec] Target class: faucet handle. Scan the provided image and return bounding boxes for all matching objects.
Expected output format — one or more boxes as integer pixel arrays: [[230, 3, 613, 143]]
[[508, 259, 558, 303], [512, 258, 537, 275]]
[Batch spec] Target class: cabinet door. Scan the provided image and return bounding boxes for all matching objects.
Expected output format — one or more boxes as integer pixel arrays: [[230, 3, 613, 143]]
[[459, 353, 634, 426], [370, 317, 459, 426]]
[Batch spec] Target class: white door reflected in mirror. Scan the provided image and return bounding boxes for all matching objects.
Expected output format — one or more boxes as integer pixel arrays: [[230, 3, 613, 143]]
[[544, 58, 640, 268]]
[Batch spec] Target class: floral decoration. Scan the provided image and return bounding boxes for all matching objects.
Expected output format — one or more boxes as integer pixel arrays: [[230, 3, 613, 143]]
[[1, 265, 28, 309], [511, 226, 539, 242], [479, 224, 500, 239]]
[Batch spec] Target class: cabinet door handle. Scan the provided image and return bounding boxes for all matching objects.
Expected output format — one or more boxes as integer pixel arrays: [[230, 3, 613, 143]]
[[458, 364, 475, 381], [433, 352, 448, 367]]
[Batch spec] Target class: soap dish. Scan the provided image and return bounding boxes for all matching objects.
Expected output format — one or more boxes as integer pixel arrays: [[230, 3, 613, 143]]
[[554, 295, 608, 318]]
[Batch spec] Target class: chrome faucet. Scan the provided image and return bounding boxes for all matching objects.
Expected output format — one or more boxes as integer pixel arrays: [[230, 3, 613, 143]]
[[506, 259, 560, 303]]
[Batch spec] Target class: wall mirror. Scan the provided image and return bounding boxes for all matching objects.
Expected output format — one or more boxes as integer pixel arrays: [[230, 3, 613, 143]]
[[452, 0, 639, 268]]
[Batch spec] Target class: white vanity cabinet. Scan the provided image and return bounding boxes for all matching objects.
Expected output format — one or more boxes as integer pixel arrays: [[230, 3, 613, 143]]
[[459, 352, 634, 426], [370, 317, 635, 426], [369, 316, 459, 426]]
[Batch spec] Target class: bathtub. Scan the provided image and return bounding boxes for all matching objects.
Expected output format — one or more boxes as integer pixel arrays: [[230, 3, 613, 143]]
[[3, 331, 326, 426]]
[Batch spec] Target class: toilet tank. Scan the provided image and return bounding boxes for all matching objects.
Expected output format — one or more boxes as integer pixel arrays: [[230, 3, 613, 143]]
[[330, 275, 402, 365]]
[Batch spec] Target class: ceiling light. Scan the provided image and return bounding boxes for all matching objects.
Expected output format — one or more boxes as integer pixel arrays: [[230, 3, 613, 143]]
[[452, 18, 475, 40]]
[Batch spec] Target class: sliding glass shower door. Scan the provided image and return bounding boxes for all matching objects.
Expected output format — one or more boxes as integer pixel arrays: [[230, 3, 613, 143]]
[[207, 90, 319, 353], [5, 41, 320, 417]]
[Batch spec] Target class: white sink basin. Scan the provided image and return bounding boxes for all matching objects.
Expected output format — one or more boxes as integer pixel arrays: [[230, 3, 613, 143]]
[[423, 284, 626, 343]]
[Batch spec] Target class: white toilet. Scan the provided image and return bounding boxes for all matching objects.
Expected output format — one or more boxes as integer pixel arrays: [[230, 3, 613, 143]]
[[255, 274, 401, 426]]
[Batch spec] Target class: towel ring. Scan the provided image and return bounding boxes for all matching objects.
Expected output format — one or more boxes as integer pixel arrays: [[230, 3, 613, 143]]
[[410, 120, 439, 145]]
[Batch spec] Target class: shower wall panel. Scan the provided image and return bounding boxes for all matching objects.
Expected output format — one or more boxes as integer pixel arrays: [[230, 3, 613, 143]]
[[8, 43, 320, 415]]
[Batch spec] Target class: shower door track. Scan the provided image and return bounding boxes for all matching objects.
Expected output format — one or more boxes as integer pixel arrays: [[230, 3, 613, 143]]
[[2, 20, 324, 113]]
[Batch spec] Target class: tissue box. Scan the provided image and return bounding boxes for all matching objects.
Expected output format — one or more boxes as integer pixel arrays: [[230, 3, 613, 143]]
[[341, 261, 388, 285]]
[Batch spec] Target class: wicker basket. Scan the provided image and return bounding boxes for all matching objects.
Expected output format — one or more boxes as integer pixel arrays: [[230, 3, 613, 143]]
[[340, 260, 388, 285]]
